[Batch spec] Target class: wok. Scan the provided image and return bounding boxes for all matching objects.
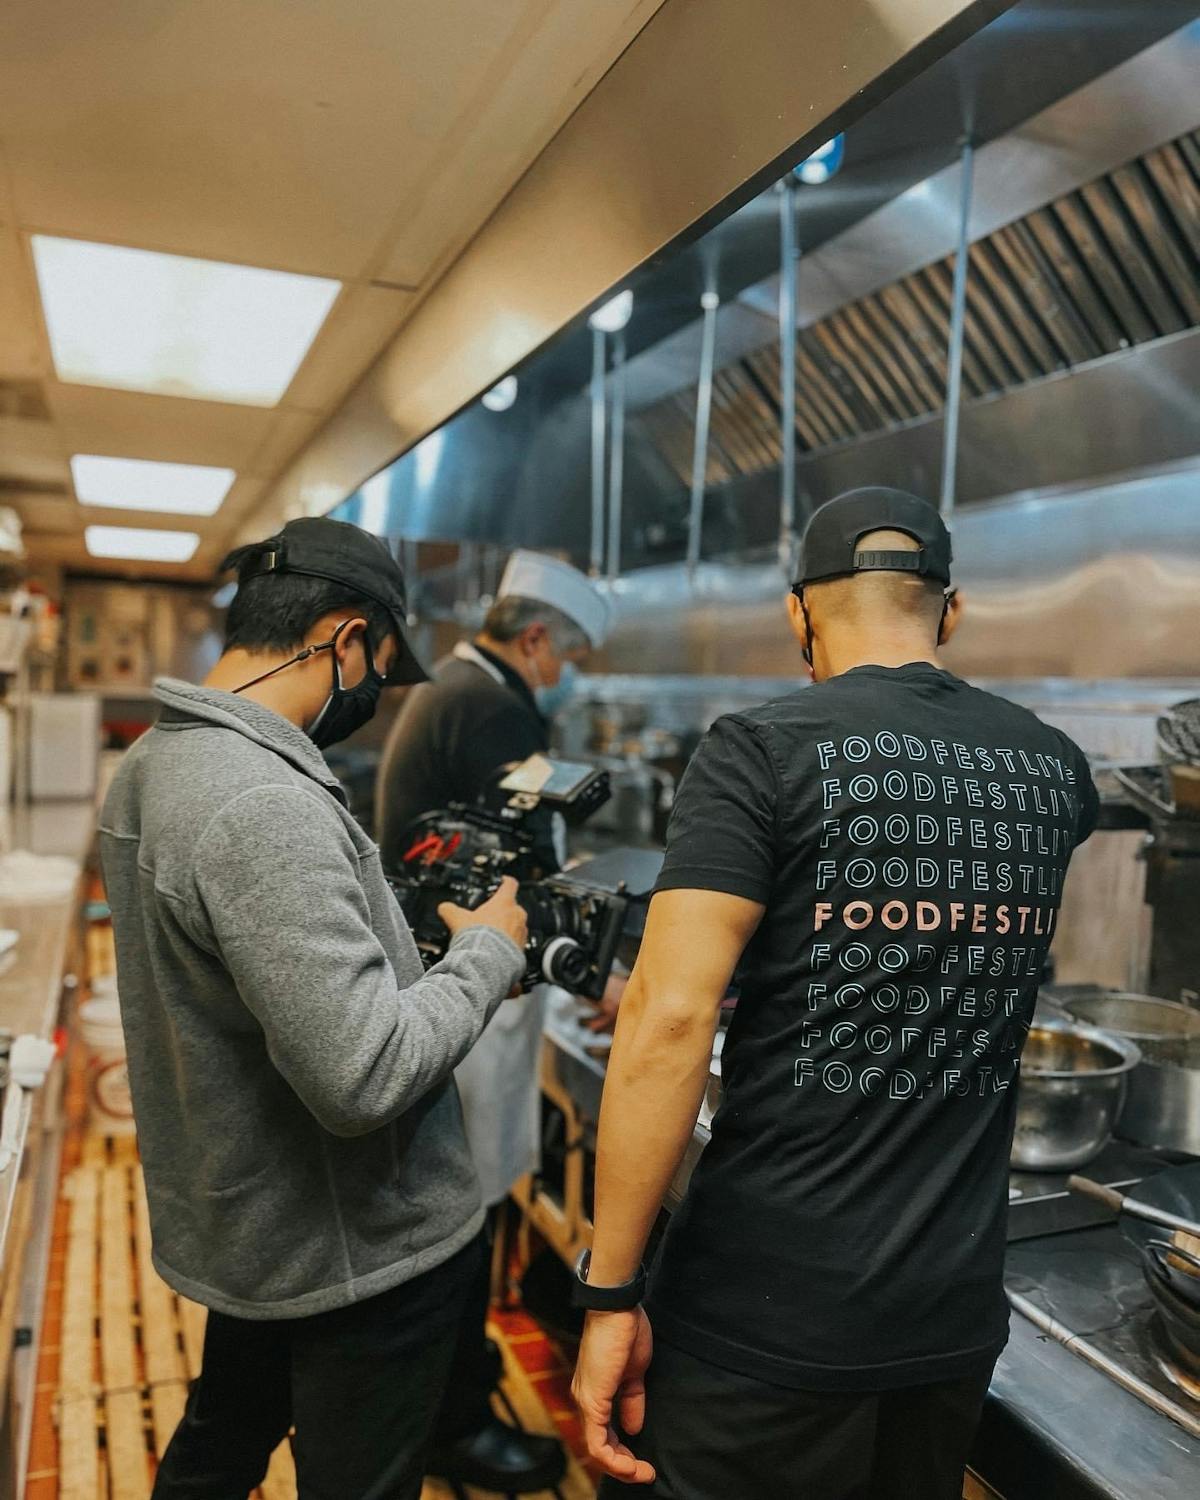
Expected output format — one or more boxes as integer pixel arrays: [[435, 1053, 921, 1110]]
[[1102, 1161, 1200, 1370]]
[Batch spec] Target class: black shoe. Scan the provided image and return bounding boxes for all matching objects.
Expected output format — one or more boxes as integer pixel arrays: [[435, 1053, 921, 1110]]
[[428, 1413, 567, 1493]]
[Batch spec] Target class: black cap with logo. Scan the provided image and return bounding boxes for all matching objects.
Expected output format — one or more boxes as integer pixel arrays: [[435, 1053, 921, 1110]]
[[795, 487, 953, 587], [221, 516, 428, 684]]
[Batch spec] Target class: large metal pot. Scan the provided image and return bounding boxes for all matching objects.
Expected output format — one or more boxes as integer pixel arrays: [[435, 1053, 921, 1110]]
[[1059, 993, 1200, 1154], [1011, 1020, 1142, 1172]]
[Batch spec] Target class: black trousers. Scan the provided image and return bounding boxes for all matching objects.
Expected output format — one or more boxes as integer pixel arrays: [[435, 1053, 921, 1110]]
[[598, 1338, 996, 1500], [152, 1235, 483, 1500], [432, 1216, 496, 1443]]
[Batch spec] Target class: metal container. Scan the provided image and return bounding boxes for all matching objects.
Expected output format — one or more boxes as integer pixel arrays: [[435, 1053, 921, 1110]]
[[1033, 991, 1070, 1025], [1012, 1020, 1142, 1172], [1059, 993, 1200, 1155]]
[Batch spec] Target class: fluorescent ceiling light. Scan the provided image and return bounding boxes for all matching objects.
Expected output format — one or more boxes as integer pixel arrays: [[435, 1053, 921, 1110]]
[[71, 455, 235, 516], [85, 526, 200, 563], [32, 236, 341, 406], [481, 375, 518, 412], [588, 289, 634, 333]]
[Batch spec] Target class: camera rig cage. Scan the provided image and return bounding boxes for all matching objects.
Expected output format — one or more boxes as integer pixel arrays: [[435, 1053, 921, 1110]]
[[386, 755, 630, 1000]]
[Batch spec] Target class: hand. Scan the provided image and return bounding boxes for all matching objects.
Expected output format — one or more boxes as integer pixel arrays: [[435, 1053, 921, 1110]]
[[572, 1307, 656, 1485], [439, 875, 528, 953], [584, 971, 628, 1033]]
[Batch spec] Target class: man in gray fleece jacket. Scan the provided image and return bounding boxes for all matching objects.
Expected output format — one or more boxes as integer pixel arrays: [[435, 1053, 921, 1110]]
[[99, 518, 528, 1499]]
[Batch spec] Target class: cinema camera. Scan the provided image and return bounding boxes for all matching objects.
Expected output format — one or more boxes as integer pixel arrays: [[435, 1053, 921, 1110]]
[[387, 754, 635, 1000]]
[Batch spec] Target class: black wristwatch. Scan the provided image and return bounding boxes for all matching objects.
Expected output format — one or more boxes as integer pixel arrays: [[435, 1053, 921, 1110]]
[[572, 1250, 647, 1312]]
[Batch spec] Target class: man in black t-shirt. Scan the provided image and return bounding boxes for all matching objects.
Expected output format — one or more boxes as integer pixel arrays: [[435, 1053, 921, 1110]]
[[572, 489, 1099, 1500]]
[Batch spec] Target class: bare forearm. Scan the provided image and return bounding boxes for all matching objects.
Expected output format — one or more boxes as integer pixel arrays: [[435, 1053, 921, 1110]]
[[587, 976, 717, 1285]]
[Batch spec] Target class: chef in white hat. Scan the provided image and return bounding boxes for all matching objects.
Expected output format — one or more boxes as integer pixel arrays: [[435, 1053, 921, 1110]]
[[375, 549, 610, 1494]]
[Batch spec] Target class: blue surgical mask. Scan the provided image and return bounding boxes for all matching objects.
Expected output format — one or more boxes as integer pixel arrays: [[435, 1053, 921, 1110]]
[[535, 659, 579, 718]]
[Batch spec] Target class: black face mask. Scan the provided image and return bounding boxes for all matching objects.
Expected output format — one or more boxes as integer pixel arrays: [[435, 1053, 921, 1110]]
[[233, 619, 386, 749]]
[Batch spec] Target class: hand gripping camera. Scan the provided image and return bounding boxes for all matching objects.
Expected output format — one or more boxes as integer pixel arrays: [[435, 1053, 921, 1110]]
[[386, 754, 647, 999]]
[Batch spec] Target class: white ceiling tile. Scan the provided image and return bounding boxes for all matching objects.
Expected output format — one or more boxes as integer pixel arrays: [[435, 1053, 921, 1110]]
[[0, 415, 69, 484], [242, 410, 325, 482], [205, 475, 269, 553], [11, 492, 79, 534], [378, 0, 670, 286], [0, 222, 47, 381], [283, 284, 414, 412], [0, 1, 526, 279], [44, 383, 277, 470]]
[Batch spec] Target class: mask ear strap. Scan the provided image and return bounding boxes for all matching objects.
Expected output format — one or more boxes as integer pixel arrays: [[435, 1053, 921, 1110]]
[[233, 637, 335, 694], [231, 617, 361, 696], [327, 617, 356, 683], [792, 585, 814, 668], [937, 587, 956, 646]]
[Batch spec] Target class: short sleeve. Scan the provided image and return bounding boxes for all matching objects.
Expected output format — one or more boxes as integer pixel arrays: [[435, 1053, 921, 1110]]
[[656, 716, 778, 903], [1073, 745, 1100, 846], [1056, 730, 1099, 846]]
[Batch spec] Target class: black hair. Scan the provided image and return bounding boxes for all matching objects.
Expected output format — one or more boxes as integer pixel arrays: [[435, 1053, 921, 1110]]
[[221, 547, 393, 655]]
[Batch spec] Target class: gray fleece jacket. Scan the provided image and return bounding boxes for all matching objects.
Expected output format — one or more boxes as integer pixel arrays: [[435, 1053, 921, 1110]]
[[98, 677, 524, 1319]]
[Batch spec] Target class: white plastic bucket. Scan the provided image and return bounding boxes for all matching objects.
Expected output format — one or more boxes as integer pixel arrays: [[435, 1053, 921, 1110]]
[[79, 995, 136, 1136]]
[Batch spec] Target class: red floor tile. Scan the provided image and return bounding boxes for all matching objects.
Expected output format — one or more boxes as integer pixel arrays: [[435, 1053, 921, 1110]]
[[509, 1337, 570, 1377]]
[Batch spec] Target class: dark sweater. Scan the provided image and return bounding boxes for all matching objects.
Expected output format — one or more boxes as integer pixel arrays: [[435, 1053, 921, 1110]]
[[375, 643, 550, 871]]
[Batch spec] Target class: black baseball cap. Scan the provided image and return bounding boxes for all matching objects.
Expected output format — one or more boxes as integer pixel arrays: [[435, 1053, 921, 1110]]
[[221, 516, 428, 684], [795, 487, 953, 587]]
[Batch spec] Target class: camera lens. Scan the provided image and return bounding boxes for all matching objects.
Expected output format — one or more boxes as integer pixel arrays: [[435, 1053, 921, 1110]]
[[541, 935, 589, 991]]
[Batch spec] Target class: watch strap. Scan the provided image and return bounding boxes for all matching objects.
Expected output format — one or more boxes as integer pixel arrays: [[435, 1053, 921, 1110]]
[[572, 1250, 647, 1312]]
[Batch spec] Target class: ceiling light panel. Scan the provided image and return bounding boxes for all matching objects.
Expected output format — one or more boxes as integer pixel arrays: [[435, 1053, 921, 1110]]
[[85, 526, 201, 563], [33, 236, 341, 406], [71, 455, 235, 516]]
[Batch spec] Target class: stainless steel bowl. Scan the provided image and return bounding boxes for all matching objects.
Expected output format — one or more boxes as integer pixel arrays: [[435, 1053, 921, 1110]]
[[1011, 1020, 1142, 1172], [1059, 994, 1200, 1155]]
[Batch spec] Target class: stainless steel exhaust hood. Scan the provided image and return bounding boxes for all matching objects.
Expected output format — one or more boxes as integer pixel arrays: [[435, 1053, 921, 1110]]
[[331, 6, 1200, 566], [252, 0, 1013, 536]]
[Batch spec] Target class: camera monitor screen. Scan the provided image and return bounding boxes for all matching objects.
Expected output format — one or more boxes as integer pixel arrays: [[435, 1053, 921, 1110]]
[[498, 753, 599, 802]]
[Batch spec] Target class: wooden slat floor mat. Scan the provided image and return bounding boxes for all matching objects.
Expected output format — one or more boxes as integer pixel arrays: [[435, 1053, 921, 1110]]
[[52, 1155, 296, 1500], [41, 1148, 593, 1500]]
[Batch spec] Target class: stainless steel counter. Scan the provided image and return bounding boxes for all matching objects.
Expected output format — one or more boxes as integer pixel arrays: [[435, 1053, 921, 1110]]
[[0, 797, 94, 1490], [981, 1302, 1200, 1499], [0, 799, 94, 1259], [540, 1010, 1200, 1499]]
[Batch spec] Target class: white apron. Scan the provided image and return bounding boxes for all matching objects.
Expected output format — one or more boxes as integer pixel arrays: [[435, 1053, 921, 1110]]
[[454, 984, 548, 1207]]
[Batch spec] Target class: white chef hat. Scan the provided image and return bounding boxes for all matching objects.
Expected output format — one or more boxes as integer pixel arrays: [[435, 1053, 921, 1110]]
[[497, 550, 611, 648]]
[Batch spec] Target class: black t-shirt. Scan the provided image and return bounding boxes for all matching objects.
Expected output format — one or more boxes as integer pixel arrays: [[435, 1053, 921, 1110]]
[[375, 644, 551, 870], [647, 663, 1099, 1391]]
